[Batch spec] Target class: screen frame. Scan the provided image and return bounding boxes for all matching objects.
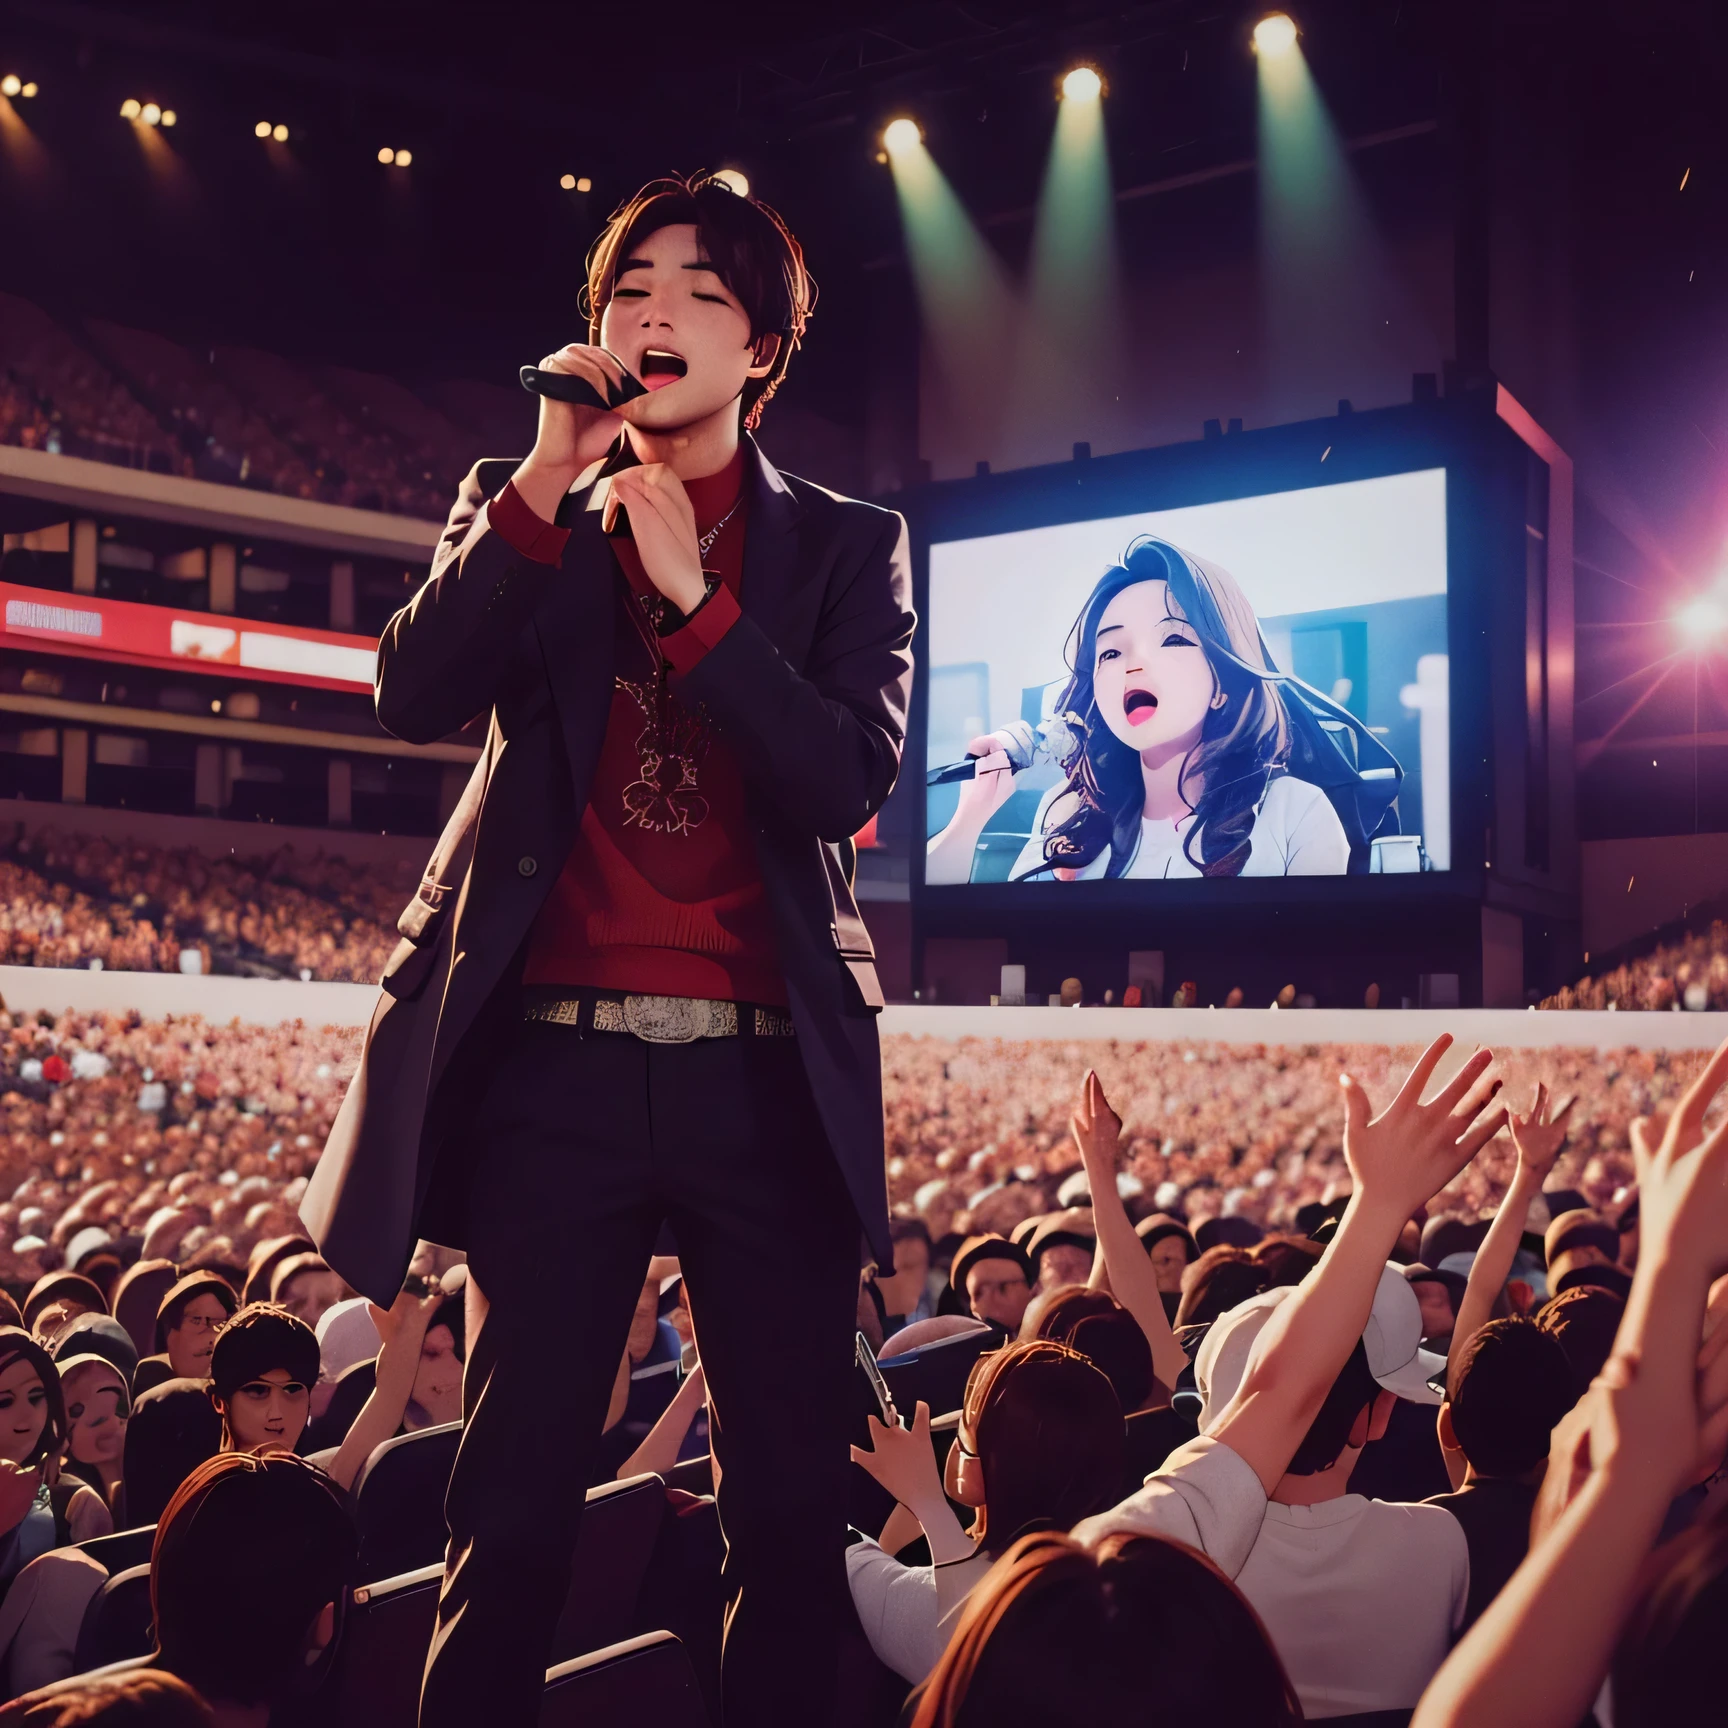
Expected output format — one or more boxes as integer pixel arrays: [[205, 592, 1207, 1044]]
[[898, 395, 1530, 919]]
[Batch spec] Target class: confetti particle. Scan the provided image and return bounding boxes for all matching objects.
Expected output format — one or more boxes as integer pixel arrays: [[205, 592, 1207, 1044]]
[[1321, 446, 1331, 461], [1680, 167, 1691, 191]]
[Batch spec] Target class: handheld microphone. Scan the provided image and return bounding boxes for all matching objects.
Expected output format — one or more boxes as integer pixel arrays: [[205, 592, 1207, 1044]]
[[925, 714, 1084, 787], [519, 354, 649, 412]]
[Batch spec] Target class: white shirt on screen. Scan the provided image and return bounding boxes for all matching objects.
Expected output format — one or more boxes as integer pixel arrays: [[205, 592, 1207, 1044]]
[[1231, 1495, 1469, 1720], [1011, 773, 1350, 880]]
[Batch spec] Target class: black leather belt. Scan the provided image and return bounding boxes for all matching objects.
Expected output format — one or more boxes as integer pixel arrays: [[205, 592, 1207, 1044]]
[[522, 989, 795, 1042]]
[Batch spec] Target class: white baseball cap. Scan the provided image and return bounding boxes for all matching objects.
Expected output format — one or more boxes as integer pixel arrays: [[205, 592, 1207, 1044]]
[[1196, 1263, 1446, 1427]]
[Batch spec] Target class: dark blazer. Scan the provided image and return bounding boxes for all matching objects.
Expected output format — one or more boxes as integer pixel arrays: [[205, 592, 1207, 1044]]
[[300, 436, 914, 1304]]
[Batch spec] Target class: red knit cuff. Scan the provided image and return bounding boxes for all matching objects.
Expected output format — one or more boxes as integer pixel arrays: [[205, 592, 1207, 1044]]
[[661, 583, 741, 675], [487, 480, 570, 566]]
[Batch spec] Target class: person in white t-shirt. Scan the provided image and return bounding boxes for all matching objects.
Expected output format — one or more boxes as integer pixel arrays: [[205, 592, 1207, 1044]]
[[1068, 1036, 1503, 1604], [1188, 1268, 1469, 1719], [925, 535, 1402, 885]]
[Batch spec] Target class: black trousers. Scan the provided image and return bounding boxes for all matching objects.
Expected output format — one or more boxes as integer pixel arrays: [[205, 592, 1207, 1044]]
[[417, 1014, 862, 1728]]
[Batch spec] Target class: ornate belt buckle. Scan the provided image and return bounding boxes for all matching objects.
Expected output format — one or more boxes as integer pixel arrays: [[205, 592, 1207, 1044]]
[[623, 994, 703, 1043]]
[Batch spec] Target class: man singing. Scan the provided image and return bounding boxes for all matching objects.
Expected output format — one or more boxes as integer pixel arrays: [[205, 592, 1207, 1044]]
[[300, 173, 914, 1725]]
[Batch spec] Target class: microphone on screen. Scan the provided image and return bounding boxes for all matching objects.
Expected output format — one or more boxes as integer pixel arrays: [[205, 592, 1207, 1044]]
[[925, 713, 1086, 787]]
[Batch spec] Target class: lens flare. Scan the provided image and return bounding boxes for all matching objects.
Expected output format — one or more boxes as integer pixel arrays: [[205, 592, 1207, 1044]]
[[712, 167, 750, 197]]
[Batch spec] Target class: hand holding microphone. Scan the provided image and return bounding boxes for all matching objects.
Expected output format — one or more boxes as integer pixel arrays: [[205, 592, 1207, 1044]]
[[512, 343, 641, 521], [925, 713, 1084, 787]]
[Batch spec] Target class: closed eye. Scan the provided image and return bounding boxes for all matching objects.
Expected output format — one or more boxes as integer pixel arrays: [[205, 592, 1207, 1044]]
[[693, 292, 728, 305], [612, 287, 649, 298], [1161, 632, 1197, 648]]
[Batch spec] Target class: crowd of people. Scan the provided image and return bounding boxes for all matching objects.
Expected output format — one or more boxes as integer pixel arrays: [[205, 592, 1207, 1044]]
[[0, 1024, 1708, 1723], [1539, 914, 1728, 1012], [0, 831, 414, 985], [0, 292, 530, 523]]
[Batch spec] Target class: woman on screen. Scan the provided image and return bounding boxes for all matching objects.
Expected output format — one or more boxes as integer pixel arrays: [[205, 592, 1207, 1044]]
[[925, 536, 1401, 884]]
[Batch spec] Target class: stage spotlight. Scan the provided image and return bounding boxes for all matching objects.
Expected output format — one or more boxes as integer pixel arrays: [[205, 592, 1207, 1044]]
[[161, 110, 177, 128], [712, 167, 750, 197], [559, 172, 576, 190], [1678, 596, 1728, 637], [1254, 13, 1299, 56], [20, 82, 35, 99], [1062, 66, 1103, 102], [0, 75, 19, 98], [395, 148, 412, 166], [883, 117, 922, 156], [141, 102, 161, 126], [120, 98, 141, 119], [576, 175, 591, 192], [378, 146, 394, 164], [255, 120, 272, 138], [271, 123, 287, 142]]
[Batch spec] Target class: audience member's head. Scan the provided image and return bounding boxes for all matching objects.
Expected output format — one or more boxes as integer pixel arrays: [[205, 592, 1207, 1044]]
[[408, 1295, 464, 1429], [1440, 1318, 1573, 1481], [112, 1261, 177, 1362], [208, 1305, 318, 1455], [242, 1234, 316, 1306], [951, 1237, 1035, 1334], [1544, 1209, 1619, 1289], [1174, 1246, 1263, 1330], [120, 1379, 223, 1528], [1026, 1287, 1155, 1412], [1194, 1215, 1264, 1254], [154, 1275, 239, 1382], [311, 1297, 380, 1421], [879, 1218, 934, 1320], [909, 1530, 1301, 1728], [1135, 1214, 1197, 1295], [267, 1254, 345, 1332], [1552, 1261, 1634, 1301], [1537, 1284, 1626, 1401], [151, 1451, 357, 1710], [1403, 1262, 1467, 1349], [50, 1313, 138, 1385], [1025, 1211, 1096, 1295], [0, 1328, 65, 1468], [1251, 1235, 1323, 1291], [59, 1354, 129, 1491], [7, 1669, 215, 1725], [948, 1340, 1124, 1558], [23, 1272, 107, 1348]]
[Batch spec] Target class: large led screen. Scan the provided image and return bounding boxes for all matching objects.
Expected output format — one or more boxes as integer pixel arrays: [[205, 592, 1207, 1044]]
[[924, 469, 1449, 885]]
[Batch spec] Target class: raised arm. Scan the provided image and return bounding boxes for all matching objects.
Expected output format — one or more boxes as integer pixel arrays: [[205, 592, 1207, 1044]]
[[850, 1401, 974, 1567], [1071, 1072, 1187, 1393], [617, 1366, 707, 1481], [327, 1287, 442, 1493], [1212, 1035, 1506, 1494], [1449, 1084, 1572, 1382], [1412, 1039, 1728, 1728]]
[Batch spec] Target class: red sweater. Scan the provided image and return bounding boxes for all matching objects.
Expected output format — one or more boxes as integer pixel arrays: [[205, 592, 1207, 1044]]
[[487, 450, 787, 1005]]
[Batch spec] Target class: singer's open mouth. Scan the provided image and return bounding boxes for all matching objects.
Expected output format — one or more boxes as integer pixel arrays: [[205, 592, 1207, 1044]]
[[640, 348, 688, 390], [1124, 687, 1158, 726]]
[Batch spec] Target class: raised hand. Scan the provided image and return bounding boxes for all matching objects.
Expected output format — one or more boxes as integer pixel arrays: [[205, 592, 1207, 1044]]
[[1340, 1034, 1506, 1222], [1628, 1037, 1728, 1276], [525, 343, 629, 476], [1070, 1069, 1124, 1184], [1508, 1082, 1574, 1185], [849, 1399, 944, 1515]]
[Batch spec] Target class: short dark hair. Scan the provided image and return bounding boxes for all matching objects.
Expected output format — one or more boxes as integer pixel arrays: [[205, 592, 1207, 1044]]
[[1030, 1288, 1154, 1412], [154, 1274, 238, 1354], [1448, 1318, 1574, 1477], [426, 1295, 466, 1364], [1537, 1284, 1625, 1401], [208, 1305, 319, 1404], [910, 1530, 1301, 1728], [962, 1340, 1123, 1557], [583, 173, 815, 429], [1285, 1341, 1381, 1476], [152, 1451, 356, 1707], [1173, 1246, 1263, 1330], [890, 1218, 932, 1249]]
